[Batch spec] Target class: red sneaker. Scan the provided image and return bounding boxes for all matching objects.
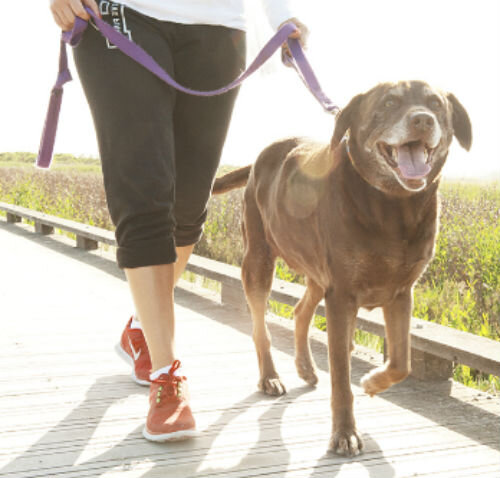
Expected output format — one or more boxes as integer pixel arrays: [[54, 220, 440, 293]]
[[115, 317, 152, 386], [142, 360, 198, 442]]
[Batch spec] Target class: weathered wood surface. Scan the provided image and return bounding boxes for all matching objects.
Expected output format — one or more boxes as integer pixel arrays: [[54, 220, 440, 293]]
[[1, 217, 499, 478], [186, 255, 500, 379], [0, 201, 116, 245], [2, 201, 500, 379]]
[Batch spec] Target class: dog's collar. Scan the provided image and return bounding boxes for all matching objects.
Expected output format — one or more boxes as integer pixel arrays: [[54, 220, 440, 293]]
[[344, 139, 354, 163]]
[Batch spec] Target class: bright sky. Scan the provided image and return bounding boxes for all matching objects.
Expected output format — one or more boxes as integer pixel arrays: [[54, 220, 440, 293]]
[[1, 0, 499, 179]]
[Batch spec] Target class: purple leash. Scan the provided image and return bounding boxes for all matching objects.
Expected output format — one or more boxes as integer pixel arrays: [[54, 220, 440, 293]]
[[37, 7, 339, 169]]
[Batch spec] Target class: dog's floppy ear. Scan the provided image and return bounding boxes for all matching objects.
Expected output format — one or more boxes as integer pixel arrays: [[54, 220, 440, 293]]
[[447, 93, 472, 151], [331, 93, 364, 151]]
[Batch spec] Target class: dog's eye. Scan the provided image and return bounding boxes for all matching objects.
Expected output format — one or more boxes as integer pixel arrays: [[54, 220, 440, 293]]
[[428, 96, 443, 111], [384, 96, 400, 108]]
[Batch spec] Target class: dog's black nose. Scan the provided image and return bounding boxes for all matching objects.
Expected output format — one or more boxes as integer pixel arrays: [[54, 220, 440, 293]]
[[410, 112, 435, 133]]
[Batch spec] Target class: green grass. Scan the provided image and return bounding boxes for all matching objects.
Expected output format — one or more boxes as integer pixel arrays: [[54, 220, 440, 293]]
[[0, 161, 111, 230], [413, 181, 500, 393], [1, 154, 498, 393], [0, 152, 101, 174], [0, 151, 100, 165]]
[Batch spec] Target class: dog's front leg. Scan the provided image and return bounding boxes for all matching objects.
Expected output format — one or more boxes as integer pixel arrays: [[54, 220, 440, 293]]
[[294, 278, 323, 386], [325, 288, 363, 456], [361, 288, 412, 396]]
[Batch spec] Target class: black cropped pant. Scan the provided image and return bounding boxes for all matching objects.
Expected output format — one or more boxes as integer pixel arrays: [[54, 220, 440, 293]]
[[73, 1, 246, 268]]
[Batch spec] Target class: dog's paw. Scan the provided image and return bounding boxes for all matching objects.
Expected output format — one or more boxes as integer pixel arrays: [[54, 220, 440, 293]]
[[259, 377, 287, 396], [295, 357, 319, 386], [329, 429, 363, 457], [361, 365, 408, 397], [360, 369, 386, 397]]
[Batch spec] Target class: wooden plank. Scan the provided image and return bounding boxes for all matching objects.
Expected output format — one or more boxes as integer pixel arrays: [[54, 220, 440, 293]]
[[0, 202, 116, 245], [185, 253, 241, 286], [267, 277, 500, 378], [354, 307, 500, 378], [5, 438, 497, 478]]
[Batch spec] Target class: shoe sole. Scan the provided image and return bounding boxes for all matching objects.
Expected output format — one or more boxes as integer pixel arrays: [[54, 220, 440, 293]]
[[114, 343, 151, 387], [142, 427, 200, 442]]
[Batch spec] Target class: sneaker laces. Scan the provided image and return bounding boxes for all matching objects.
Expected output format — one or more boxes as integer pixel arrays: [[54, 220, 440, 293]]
[[153, 360, 186, 403]]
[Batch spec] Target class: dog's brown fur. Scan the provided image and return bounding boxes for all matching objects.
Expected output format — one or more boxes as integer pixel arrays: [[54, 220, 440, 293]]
[[212, 81, 472, 456]]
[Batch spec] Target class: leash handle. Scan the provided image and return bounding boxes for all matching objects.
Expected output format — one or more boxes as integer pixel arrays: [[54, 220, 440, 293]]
[[36, 39, 73, 169], [37, 7, 338, 168], [285, 41, 340, 116]]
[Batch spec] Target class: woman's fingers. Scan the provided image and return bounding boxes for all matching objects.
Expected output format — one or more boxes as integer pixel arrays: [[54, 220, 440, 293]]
[[288, 18, 309, 48], [50, 0, 75, 30], [49, 0, 100, 31], [70, 0, 90, 20], [280, 18, 309, 66], [83, 0, 101, 19], [278, 17, 309, 66], [50, 11, 66, 30], [59, 4, 77, 30]]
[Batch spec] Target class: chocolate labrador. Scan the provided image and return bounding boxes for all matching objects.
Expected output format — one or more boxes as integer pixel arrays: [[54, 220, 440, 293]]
[[212, 81, 472, 456]]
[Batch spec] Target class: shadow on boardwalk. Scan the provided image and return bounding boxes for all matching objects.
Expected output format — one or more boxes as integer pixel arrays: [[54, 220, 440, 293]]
[[1, 376, 393, 477], [178, 288, 500, 454], [1, 220, 498, 477]]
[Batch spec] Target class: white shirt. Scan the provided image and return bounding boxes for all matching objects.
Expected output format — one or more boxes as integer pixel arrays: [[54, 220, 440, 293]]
[[116, 0, 294, 31]]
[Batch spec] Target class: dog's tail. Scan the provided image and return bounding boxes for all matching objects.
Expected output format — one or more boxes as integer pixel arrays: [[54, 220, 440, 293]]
[[212, 165, 251, 195]]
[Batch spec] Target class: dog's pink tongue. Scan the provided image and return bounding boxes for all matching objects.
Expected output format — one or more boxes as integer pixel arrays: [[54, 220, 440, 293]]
[[397, 143, 431, 179]]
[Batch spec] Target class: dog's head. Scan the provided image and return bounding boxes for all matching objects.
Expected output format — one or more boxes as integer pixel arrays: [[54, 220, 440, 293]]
[[331, 81, 472, 196]]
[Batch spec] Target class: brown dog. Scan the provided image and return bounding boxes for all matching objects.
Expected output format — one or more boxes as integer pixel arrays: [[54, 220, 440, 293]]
[[212, 81, 472, 456]]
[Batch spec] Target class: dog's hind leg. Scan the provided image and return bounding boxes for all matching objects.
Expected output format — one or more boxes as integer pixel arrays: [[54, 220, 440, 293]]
[[241, 198, 285, 396], [294, 278, 324, 385]]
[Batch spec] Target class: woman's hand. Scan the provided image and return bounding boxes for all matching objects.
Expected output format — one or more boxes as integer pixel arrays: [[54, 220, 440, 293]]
[[279, 17, 309, 65], [49, 0, 101, 31]]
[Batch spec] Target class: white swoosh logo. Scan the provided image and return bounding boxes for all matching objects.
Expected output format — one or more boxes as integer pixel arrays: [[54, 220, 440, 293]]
[[128, 337, 141, 361]]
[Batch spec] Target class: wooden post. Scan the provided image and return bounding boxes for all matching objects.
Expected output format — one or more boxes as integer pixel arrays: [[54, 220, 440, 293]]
[[384, 338, 453, 381], [411, 348, 453, 381], [76, 235, 99, 251], [6, 213, 22, 223], [35, 221, 54, 235]]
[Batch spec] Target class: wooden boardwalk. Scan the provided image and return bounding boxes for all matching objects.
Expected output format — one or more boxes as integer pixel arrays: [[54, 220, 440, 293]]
[[1, 217, 499, 478]]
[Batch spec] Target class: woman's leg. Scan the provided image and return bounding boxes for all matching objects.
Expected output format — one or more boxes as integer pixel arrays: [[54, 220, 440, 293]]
[[74, 4, 198, 441], [172, 24, 247, 250], [124, 243, 194, 372], [173, 244, 196, 284], [73, 5, 179, 373], [125, 264, 176, 371], [133, 26, 246, 328]]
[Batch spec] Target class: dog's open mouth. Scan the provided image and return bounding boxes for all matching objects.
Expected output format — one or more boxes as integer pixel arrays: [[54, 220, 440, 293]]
[[377, 140, 434, 181]]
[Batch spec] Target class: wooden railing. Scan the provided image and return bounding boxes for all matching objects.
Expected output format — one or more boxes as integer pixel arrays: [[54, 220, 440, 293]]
[[2, 200, 499, 382]]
